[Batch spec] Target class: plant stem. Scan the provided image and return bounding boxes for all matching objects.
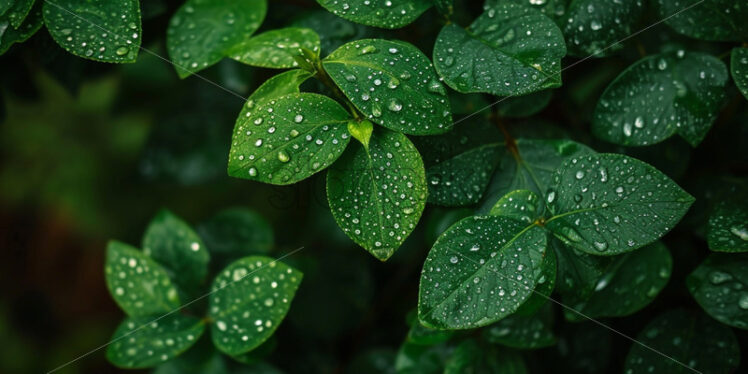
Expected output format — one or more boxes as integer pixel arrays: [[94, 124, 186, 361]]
[[491, 110, 519, 160], [314, 60, 362, 120]]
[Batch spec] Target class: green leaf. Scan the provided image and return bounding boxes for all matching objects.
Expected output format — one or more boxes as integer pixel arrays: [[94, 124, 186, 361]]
[[166, 0, 266, 78], [592, 51, 728, 147], [497, 0, 569, 22], [412, 121, 502, 206], [732, 48, 748, 100], [327, 128, 427, 260], [445, 340, 527, 374], [227, 93, 352, 185], [431, 0, 452, 16], [0, 0, 11, 16], [562, 0, 644, 57], [4, 0, 34, 28], [0, 0, 41, 55], [406, 311, 454, 345], [228, 28, 320, 69], [316, 0, 432, 29], [479, 139, 594, 213], [395, 341, 453, 374], [209, 256, 302, 356], [42, 0, 141, 63], [418, 216, 547, 329], [106, 315, 205, 368], [655, 0, 748, 41], [554, 239, 611, 312], [496, 90, 553, 118], [142, 210, 210, 291], [624, 309, 740, 374], [707, 187, 748, 252], [489, 189, 542, 224], [104, 241, 180, 317], [483, 303, 556, 349], [546, 153, 694, 255], [323, 39, 452, 135], [576, 242, 672, 318], [514, 242, 556, 316], [197, 208, 274, 257], [242, 69, 314, 109], [292, 10, 375, 55], [433, 2, 566, 96], [687, 253, 748, 329]]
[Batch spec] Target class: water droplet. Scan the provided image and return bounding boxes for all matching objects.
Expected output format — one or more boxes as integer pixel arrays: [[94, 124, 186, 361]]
[[450, 256, 458, 264], [116, 46, 129, 56], [277, 150, 290, 163], [294, 114, 304, 123], [388, 99, 403, 112]]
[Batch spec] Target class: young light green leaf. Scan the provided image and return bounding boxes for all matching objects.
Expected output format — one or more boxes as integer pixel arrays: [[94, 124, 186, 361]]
[[0, 0, 41, 55], [228, 93, 352, 185], [412, 121, 502, 206], [166, 0, 266, 78], [592, 51, 728, 147], [707, 186, 748, 252], [546, 153, 694, 255], [489, 190, 542, 224], [228, 28, 320, 69], [197, 208, 274, 256], [688, 253, 748, 329], [563, 0, 644, 57], [316, 0, 432, 29], [3, 0, 33, 28], [483, 303, 556, 349], [43, 0, 141, 63], [209, 256, 302, 356], [655, 0, 748, 41], [323, 39, 452, 135], [731, 48, 748, 100], [104, 241, 180, 317], [107, 315, 205, 368], [624, 309, 740, 374], [433, 2, 566, 96], [327, 128, 427, 260], [496, 90, 553, 118], [418, 216, 546, 329], [445, 340, 527, 374], [142, 210, 210, 291]]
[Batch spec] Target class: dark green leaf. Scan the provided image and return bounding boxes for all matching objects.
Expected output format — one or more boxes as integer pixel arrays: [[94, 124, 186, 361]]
[[209, 256, 302, 356], [562, 0, 644, 57], [624, 309, 740, 374], [395, 341, 452, 374], [197, 208, 274, 257], [498, 0, 569, 22], [323, 39, 452, 135], [433, 2, 566, 96], [316, 0, 432, 29], [227, 93, 352, 185], [166, 0, 266, 78], [687, 253, 748, 329], [484, 303, 556, 349], [105, 241, 180, 317], [592, 51, 728, 147], [418, 216, 546, 329], [228, 28, 320, 69], [0, 0, 41, 55], [546, 153, 694, 255], [655, 0, 748, 41], [292, 10, 376, 55], [107, 315, 205, 368], [327, 128, 427, 260], [406, 311, 453, 345], [445, 340, 527, 374], [142, 210, 210, 291], [431, 0, 452, 16], [153, 349, 228, 374], [732, 47, 748, 100], [4, 0, 34, 28], [554, 239, 611, 313], [43, 0, 141, 63], [496, 90, 553, 118], [707, 186, 748, 252], [489, 189, 542, 224], [515, 242, 556, 316]]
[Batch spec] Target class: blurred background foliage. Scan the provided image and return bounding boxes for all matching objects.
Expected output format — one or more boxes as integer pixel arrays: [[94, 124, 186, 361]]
[[0, 0, 746, 373]]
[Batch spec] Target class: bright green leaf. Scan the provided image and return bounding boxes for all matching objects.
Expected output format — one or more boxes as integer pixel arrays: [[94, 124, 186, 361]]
[[107, 315, 205, 368], [227, 93, 352, 185], [0, 0, 41, 55], [546, 153, 694, 255], [592, 51, 728, 147], [323, 39, 452, 135], [418, 216, 546, 329], [445, 340, 527, 374], [316, 0, 432, 29], [43, 0, 141, 63], [433, 2, 566, 96], [142, 209, 210, 291], [197, 208, 274, 256], [483, 303, 556, 349], [209, 256, 302, 356], [104, 241, 181, 317], [562, 0, 644, 57], [655, 0, 748, 41], [166, 0, 266, 78], [624, 309, 740, 374], [4, 0, 34, 28], [228, 28, 320, 69], [688, 253, 748, 329], [327, 128, 427, 260], [731, 48, 748, 100], [707, 185, 748, 252], [242, 69, 314, 109], [489, 189, 542, 224]]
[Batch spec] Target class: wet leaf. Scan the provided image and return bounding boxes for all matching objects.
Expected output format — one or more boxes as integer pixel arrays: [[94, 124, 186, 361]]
[[497, 0, 569, 22], [197, 208, 274, 257], [104, 241, 181, 317], [292, 10, 376, 55], [241, 69, 314, 109], [731, 48, 748, 100], [593, 51, 728, 147], [228, 28, 320, 69], [326, 128, 427, 260], [707, 186, 748, 252], [554, 239, 612, 313], [433, 2, 566, 96], [0, 0, 41, 55], [107, 315, 205, 368], [515, 242, 556, 316], [406, 311, 453, 346], [483, 303, 556, 349], [489, 189, 542, 224], [3, 0, 33, 28], [444, 340, 527, 374], [418, 216, 546, 329], [43, 0, 141, 63], [496, 90, 553, 118], [167, 0, 266, 78], [227, 93, 352, 185], [546, 153, 694, 255], [624, 309, 740, 374], [323, 39, 452, 135], [687, 253, 748, 329], [316, 0, 432, 29], [655, 0, 748, 41], [209, 256, 302, 356], [562, 0, 644, 57]]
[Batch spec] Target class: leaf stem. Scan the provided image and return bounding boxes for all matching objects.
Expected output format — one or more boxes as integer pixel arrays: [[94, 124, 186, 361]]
[[490, 109, 519, 160], [313, 59, 362, 120]]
